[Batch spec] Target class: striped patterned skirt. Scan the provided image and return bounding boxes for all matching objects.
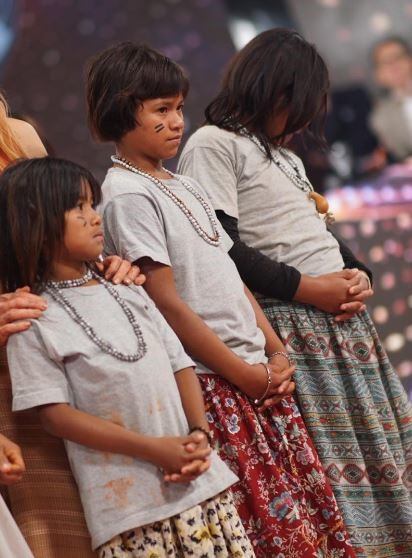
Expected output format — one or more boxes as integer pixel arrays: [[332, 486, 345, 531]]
[[260, 299, 412, 558]]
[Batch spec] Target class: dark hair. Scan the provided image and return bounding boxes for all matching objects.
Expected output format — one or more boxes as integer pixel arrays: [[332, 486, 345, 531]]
[[0, 157, 101, 293], [205, 28, 329, 158], [372, 36, 412, 65], [86, 42, 189, 142]]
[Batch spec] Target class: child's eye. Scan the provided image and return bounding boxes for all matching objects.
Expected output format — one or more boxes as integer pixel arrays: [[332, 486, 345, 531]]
[[158, 106, 168, 114], [177, 104, 184, 112], [77, 202, 84, 211]]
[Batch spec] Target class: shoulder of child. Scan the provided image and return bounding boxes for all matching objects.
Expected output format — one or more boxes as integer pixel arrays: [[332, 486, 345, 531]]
[[103, 167, 159, 198], [183, 125, 238, 153], [182, 125, 255, 163]]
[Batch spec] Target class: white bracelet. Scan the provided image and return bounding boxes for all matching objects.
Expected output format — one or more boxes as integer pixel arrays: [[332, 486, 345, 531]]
[[253, 363, 272, 406], [267, 351, 292, 366], [359, 270, 372, 291]]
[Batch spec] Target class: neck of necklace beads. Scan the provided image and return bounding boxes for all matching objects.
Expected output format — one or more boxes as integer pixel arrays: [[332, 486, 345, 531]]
[[111, 155, 221, 247], [45, 270, 147, 362], [237, 127, 314, 194], [47, 268, 93, 289]]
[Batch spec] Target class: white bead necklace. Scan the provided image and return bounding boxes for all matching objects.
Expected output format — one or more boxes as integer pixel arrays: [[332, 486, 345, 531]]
[[238, 128, 334, 223], [237, 127, 314, 193], [111, 156, 221, 246]]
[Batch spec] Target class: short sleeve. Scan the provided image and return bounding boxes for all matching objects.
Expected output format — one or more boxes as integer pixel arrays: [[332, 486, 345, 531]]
[[178, 146, 240, 219], [7, 323, 70, 411], [103, 193, 171, 266], [137, 288, 195, 373]]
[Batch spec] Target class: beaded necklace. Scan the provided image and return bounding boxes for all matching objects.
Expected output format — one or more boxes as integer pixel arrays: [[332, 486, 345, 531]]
[[238, 128, 334, 223], [111, 155, 221, 246], [45, 270, 147, 362]]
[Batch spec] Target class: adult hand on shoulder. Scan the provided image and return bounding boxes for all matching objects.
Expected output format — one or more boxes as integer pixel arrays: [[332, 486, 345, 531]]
[[95, 255, 146, 286], [0, 287, 47, 346], [0, 433, 25, 485]]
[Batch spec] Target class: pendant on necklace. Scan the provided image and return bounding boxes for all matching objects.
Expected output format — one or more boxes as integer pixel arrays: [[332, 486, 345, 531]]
[[308, 191, 335, 224]]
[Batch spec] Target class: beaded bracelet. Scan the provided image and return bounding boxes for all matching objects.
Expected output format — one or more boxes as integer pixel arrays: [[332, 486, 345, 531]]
[[253, 363, 272, 406], [188, 426, 213, 446], [266, 351, 292, 367], [358, 270, 372, 291]]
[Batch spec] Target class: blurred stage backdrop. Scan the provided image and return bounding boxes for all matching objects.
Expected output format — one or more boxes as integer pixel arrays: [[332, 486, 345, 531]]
[[0, 0, 411, 395]]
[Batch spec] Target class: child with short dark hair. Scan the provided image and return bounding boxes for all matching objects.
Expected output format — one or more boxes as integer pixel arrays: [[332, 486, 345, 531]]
[[1, 157, 253, 558], [87, 42, 355, 557]]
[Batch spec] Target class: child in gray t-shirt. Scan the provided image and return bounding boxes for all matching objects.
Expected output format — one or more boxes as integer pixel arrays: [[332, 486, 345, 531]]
[[86, 42, 355, 558], [1, 158, 254, 558]]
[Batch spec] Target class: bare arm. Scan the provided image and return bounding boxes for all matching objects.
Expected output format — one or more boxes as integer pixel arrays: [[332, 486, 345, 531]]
[[167, 367, 212, 483], [243, 284, 287, 355], [243, 285, 296, 409], [138, 258, 293, 401], [38, 403, 211, 475], [174, 367, 210, 433], [8, 118, 47, 158]]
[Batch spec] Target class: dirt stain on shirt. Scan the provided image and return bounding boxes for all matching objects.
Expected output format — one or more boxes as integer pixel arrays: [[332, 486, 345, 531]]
[[104, 477, 135, 508]]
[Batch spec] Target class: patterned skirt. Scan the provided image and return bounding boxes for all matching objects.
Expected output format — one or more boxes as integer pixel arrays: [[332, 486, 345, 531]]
[[260, 299, 412, 558], [198, 374, 355, 558], [97, 490, 254, 558]]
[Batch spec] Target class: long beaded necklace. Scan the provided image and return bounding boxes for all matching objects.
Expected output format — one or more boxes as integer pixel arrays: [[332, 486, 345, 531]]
[[111, 155, 221, 246], [45, 269, 147, 362], [238, 128, 334, 224]]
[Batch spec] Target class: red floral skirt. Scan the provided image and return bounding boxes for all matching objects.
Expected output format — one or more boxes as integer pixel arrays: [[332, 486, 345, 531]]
[[199, 373, 357, 558]]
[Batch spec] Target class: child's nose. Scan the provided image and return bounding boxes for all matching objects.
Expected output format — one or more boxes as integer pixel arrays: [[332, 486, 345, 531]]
[[171, 112, 184, 130], [91, 210, 102, 225]]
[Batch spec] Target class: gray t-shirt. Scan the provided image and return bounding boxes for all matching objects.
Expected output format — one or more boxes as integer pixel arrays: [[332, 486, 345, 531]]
[[101, 167, 266, 374], [7, 284, 237, 550], [178, 125, 344, 277]]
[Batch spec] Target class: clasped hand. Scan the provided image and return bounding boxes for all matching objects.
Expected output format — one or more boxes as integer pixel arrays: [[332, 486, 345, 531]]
[[314, 268, 373, 321], [153, 432, 211, 484], [239, 358, 295, 411]]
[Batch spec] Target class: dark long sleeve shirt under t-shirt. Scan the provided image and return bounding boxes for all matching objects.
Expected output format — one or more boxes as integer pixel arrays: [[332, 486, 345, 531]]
[[216, 210, 373, 301]]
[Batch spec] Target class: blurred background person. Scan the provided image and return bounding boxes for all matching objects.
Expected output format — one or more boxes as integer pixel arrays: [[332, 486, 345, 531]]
[[370, 36, 412, 161]]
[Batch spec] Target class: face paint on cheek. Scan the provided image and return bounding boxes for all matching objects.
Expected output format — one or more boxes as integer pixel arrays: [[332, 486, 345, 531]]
[[76, 216, 87, 226], [154, 124, 165, 133]]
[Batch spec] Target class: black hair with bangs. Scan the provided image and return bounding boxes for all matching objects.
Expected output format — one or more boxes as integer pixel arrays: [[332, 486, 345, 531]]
[[86, 42, 189, 142], [0, 157, 101, 293], [205, 28, 329, 159]]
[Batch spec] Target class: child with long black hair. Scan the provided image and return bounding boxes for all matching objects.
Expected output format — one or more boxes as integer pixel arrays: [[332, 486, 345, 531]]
[[178, 27, 412, 558], [87, 41, 356, 557], [1, 157, 252, 558]]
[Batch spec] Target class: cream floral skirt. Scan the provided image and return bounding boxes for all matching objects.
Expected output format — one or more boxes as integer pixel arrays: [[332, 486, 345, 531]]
[[98, 490, 255, 558]]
